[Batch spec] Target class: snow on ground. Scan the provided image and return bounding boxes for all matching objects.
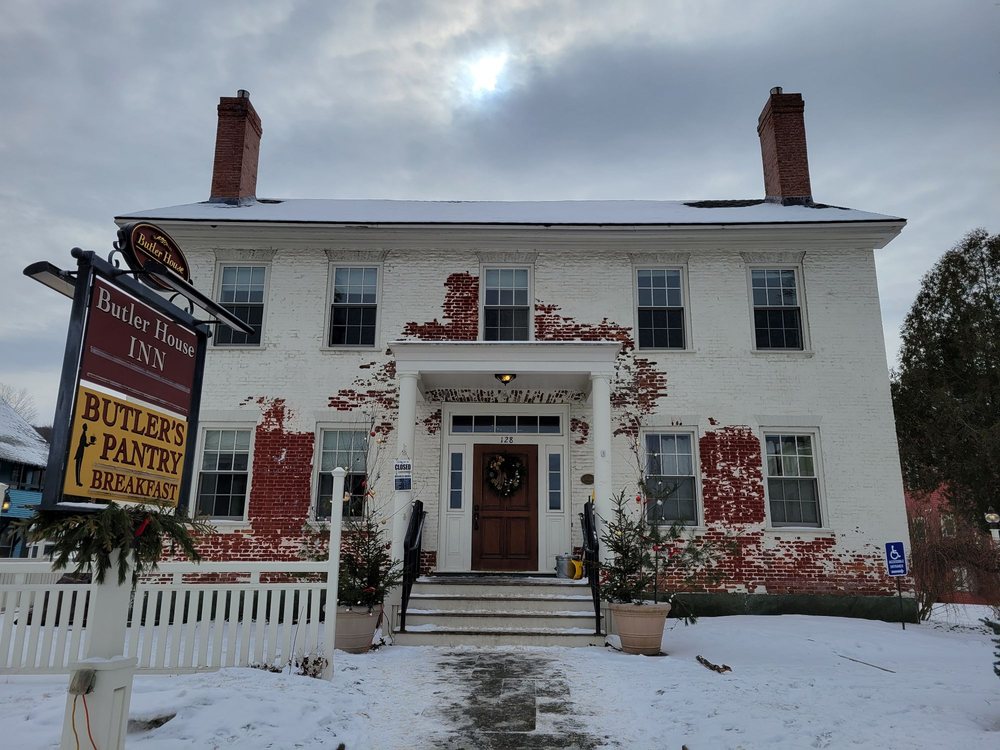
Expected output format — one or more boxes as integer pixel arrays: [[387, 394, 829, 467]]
[[1, 606, 997, 749]]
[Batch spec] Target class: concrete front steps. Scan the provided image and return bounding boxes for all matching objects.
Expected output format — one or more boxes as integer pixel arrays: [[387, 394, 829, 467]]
[[393, 575, 605, 647]]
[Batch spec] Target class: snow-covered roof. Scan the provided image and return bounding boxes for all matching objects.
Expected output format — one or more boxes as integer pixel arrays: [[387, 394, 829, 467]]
[[116, 198, 903, 226], [0, 399, 49, 468]]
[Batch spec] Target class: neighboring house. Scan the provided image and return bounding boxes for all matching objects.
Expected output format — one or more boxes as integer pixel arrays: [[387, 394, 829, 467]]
[[114, 88, 909, 612], [904, 487, 999, 605], [0, 399, 49, 557]]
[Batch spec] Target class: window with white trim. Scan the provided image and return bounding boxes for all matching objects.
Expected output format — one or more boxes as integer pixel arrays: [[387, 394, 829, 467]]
[[329, 266, 378, 346], [316, 429, 368, 519], [215, 265, 266, 346], [483, 267, 530, 341], [644, 432, 697, 524], [547, 451, 562, 511], [764, 433, 821, 527], [751, 269, 803, 349], [448, 450, 464, 510], [197, 429, 251, 519], [636, 269, 685, 349]]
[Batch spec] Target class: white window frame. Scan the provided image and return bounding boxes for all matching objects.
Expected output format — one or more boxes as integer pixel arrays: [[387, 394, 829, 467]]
[[324, 263, 383, 350], [479, 263, 534, 342], [633, 265, 692, 351], [212, 262, 270, 348], [746, 263, 811, 352], [760, 428, 828, 530], [312, 425, 372, 522], [191, 424, 255, 525], [641, 427, 701, 525]]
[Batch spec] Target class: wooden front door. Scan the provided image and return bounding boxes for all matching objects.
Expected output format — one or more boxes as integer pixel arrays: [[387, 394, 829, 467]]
[[472, 444, 538, 571]]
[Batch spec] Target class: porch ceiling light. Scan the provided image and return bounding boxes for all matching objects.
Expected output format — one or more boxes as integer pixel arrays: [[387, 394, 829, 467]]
[[495, 373, 516, 385], [985, 506, 1000, 528]]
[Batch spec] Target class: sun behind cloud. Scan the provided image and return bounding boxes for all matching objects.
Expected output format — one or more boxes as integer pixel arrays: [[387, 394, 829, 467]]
[[465, 50, 509, 96]]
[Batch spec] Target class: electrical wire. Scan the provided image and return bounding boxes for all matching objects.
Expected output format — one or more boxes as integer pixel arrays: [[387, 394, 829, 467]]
[[81, 693, 99, 750], [71, 695, 81, 750]]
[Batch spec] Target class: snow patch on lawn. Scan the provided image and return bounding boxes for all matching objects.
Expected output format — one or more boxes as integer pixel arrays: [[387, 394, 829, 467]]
[[0, 609, 997, 749]]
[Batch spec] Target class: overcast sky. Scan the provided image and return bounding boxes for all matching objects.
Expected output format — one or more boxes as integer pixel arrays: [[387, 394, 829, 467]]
[[1, 0, 997, 425]]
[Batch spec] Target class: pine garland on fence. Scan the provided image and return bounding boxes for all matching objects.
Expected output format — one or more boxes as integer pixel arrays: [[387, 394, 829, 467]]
[[19, 504, 214, 586]]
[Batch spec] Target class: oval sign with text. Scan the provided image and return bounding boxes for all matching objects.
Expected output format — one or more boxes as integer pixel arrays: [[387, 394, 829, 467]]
[[118, 222, 191, 291]]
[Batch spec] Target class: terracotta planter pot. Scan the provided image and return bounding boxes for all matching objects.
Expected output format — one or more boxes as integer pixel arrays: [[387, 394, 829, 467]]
[[607, 602, 671, 655], [334, 607, 377, 653]]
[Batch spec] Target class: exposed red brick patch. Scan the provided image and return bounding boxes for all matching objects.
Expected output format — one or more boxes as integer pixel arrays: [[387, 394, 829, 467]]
[[189, 397, 317, 562], [700, 425, 766, 526], [403, 272, 479, 340], [423, 409, 442, 435], [328, 360, 398, 435], [423, 389, 585, 404]]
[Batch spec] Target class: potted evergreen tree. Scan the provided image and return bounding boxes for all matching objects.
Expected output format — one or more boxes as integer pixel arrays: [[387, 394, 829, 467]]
[[334, 479, 403, 653], [600, 490, 728, 655]]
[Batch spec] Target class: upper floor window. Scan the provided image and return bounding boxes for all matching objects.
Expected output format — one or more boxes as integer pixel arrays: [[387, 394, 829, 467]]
[[751, 269, 802, 350], [197, 428, 251, 520], [316, 429, 368, 519], [644, 432, 697, 524], [636, 269, 685, 349], [215, 265, 266, 346], [330, 267, 378, 347], [483, 268, 530, 341], [764, 433, 820, 527]]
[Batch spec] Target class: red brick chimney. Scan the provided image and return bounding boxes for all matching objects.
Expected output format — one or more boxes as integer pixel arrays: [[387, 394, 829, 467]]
[[757, 87, 812, 205], [210, 90, 262, 204]]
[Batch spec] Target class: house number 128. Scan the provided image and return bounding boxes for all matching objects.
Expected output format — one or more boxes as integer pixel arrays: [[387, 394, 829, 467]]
[[499, 436, 514, 444]]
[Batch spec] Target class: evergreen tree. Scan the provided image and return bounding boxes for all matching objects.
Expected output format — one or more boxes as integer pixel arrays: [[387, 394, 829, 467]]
[[891, 229, 1000, 526]]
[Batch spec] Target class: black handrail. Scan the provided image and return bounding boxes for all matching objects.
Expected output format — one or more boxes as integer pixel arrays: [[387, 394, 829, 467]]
[[580, 500, 602, 635], [398, 500, 426, 632]]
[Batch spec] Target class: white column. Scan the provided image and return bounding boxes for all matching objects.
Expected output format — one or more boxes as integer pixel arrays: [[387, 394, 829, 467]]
[[590, 373, 613, 562], [321, 467, 346, 680], [390, 372, 418, 564]]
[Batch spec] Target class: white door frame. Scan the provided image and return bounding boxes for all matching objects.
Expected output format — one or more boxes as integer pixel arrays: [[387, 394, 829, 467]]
[[436, 402, 572, 573]]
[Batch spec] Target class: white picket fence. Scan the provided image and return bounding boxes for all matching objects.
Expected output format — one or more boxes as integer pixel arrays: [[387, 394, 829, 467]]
[[0, 560, 332, 674]]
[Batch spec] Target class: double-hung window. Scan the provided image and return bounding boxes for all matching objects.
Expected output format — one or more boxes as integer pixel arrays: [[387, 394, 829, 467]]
[[764, 433, 821, 527], [197, 429, 252, 520], [636, 269, 685, 349], [751, 269, 802, 349], [483, 268, 530, 341], [329, 267, 378, 346], [215, 265, 266, 346], [644, 432, 697, 524], [316, 429, 369, 519]]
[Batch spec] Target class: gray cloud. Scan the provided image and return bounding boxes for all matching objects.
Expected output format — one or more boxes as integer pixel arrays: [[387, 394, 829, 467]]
[[2, 0, 997, 423]]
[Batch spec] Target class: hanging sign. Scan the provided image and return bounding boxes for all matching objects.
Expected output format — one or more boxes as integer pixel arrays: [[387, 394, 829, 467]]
[[394, 459, 412, 491], [118, 222, 192, 291], [59, 276, 200, 508]]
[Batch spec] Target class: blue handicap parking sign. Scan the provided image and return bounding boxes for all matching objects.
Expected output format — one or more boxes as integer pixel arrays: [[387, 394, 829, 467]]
[[884, 541, 907, 576]]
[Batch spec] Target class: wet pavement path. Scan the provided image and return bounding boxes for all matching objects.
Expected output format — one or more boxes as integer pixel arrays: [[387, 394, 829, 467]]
[[420, 649, 609, 749]]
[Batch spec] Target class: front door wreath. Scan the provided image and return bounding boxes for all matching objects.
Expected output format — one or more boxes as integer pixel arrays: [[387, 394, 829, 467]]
[[486, 453, 525, 497]]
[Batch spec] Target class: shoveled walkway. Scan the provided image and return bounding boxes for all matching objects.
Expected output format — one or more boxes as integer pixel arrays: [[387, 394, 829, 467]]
[[421, 650, 610, 749]]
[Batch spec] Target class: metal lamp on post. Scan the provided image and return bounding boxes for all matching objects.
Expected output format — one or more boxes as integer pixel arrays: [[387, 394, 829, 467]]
[[985, 506, 1000, 546]]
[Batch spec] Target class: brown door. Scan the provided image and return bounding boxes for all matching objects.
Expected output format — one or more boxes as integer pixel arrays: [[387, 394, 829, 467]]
[[472, 444, 538, 572]]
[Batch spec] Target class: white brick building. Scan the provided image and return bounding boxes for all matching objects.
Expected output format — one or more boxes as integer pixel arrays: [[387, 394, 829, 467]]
[[116, 88, 908, 612]]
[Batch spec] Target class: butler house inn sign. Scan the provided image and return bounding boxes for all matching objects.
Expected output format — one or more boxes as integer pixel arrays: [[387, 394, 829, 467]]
[[24, 223, 253, 513]]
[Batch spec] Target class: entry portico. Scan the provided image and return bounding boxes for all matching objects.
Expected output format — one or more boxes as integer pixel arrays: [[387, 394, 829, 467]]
[[389, 341, 621, 571]]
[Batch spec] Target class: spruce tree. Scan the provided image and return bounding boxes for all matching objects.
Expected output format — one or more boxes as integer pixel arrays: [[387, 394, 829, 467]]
[[891, 229, 1000, 526]]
